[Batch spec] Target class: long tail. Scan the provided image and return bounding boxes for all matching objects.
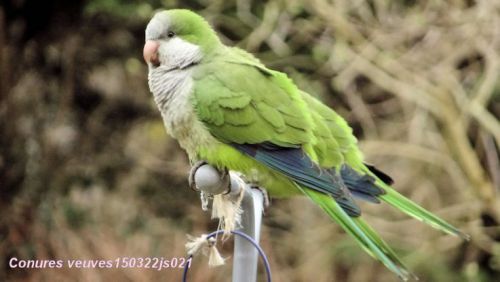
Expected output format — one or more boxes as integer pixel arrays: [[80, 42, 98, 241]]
[[296, 184, 414, 280], [347, 164, 470, 240], [378, 180, 470, 240]]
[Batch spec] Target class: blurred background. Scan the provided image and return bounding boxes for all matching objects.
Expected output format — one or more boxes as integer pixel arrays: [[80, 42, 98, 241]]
[[1, 0, 499, 281]]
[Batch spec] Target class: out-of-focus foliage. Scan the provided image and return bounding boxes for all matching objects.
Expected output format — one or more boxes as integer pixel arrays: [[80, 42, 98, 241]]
[[1, 0, 499, 281]]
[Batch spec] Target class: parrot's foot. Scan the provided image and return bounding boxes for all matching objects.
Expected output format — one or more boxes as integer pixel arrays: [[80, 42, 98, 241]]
[[188, 161, 207, 191], [188, 161, 231, 195], [251, 186, 270, 213], [218, 167, 231, 195]]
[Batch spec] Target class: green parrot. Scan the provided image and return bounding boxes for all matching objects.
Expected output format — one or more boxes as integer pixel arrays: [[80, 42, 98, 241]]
[[143, 9, 468, 279]]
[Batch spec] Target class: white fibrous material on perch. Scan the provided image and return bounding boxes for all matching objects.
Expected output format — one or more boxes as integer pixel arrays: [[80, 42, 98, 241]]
[[185, 234, 225, 267], [195, 165, 246, 235], [211, 171, 245, 235]]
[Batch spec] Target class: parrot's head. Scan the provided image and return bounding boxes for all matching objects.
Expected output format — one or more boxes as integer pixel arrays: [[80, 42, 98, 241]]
[[143, 9, 221, 70]]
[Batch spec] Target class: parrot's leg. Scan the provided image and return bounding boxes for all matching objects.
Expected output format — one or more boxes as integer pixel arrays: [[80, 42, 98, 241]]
[[251, 186, 270, 213], [218, 167, 231, 195]]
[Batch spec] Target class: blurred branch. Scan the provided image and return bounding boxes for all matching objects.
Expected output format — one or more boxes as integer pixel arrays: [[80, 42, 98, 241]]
[[318, 0, 499, 219], [360, 140, 468, 191], [344, 86, 378, 138], [334, 45, 443, 116], [480, 131, 500, 194], [473, 39, 500, 106], [468, 100, 500, 146], [244, 2, 279, 53]]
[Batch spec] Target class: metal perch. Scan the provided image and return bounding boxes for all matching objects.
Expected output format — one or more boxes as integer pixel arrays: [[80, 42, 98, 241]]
[[191, 163, 268, 282]]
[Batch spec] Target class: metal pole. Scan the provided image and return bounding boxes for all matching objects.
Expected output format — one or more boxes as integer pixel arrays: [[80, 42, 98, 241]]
[[232, 188, 263, 282]]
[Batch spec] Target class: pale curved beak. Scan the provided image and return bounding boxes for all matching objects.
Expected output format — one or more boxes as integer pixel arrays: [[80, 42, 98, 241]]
[[143, 40, 160, 66]]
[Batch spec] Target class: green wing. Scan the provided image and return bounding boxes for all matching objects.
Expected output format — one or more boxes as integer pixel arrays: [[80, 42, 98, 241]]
[[300, 92, 356, 168], [192, 48, 312, 148]]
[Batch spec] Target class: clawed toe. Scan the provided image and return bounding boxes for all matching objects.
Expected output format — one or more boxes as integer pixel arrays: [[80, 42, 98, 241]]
[[188, 161, 208, 191]]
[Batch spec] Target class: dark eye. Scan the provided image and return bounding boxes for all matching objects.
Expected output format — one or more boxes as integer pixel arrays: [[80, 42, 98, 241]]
[[167, 31, 175, 38]]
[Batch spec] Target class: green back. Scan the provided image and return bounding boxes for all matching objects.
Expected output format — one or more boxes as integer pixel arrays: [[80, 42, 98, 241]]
[[192, 47, 314, 149]]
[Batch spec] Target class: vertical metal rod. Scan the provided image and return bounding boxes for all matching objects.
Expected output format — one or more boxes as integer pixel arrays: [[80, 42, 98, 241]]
[[232, 188, 263, 282]]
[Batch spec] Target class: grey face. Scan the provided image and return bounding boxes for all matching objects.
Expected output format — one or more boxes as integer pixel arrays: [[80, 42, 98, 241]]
[[145, 13, 170, 41]]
